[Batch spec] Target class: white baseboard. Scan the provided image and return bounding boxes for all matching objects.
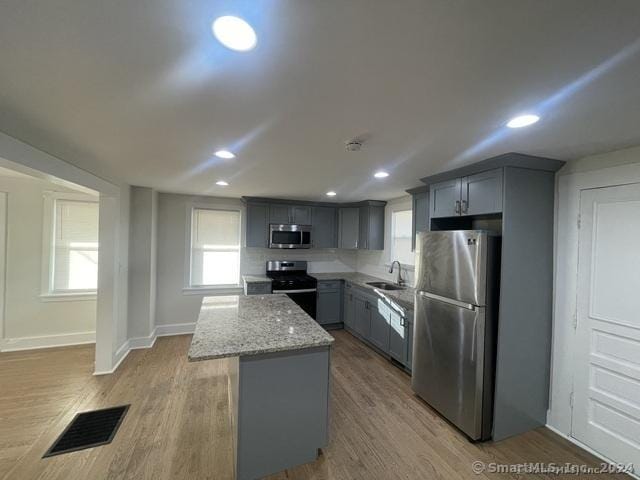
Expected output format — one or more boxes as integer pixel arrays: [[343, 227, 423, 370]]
[[545, 424, 640, 480], [93, 323, 195, 375], [155, 322, 196, 337], [0, 331, 95, 352]]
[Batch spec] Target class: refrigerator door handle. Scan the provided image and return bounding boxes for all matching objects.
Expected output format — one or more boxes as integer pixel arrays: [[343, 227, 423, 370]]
[[417, 291, 476, 311]]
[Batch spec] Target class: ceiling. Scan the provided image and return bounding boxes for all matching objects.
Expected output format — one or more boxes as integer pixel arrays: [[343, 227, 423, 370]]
[[1, 1, 640, 201]]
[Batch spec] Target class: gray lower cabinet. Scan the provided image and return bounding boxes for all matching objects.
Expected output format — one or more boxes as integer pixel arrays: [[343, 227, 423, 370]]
[[339, 207, 360, 249], [353, 296, 371, 339], [388, 308, 413, 369], [462, 168, 503, 216], [316, 282, 342, 325], [430, 178, 462, 218], [246, 203, 269, 248], [312, 206, 337, 248], [244, 282, 272, 296], [369, 298, 390, 353], [343, 285, 355, 329]]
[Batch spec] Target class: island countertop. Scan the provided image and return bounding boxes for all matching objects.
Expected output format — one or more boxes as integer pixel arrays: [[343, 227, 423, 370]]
[[188, 294, 334, 361]]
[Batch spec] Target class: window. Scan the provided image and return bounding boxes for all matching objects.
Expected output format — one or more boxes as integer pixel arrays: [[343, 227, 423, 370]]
[[390, 209, 414, 266], [189, 208, 241, 287], [49, 199, 99, 294]]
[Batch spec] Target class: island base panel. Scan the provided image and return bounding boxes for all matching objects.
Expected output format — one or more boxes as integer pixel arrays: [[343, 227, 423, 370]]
[[236, 347, 330, 480]]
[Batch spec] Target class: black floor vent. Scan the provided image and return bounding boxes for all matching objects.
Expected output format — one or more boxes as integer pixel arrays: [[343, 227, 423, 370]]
[[43, 405, 130, 457]]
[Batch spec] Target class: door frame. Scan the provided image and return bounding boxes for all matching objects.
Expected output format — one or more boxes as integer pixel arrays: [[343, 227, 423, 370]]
[[0, 132, 125, 374], [549, 157, 640, 468]]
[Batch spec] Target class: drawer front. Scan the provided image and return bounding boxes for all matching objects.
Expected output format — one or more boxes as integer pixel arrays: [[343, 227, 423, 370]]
[[317, 280, 342, 291], [245, 283, 272, 295]]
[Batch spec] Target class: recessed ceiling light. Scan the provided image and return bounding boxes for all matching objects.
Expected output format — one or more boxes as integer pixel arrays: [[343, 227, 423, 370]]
[[212, 16, 257, 52], [506, 114, 540, 128], [216, 180, 229, 186], [326, 191, 337, 197], [374, 171, 389, 179], [215, 149, 236, 159]]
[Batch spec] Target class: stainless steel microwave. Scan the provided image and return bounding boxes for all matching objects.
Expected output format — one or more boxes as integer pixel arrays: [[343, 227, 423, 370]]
[[269, 224, 312, 249]]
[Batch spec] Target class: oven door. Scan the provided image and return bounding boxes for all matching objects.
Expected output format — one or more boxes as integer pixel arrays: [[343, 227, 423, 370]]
[[272, 288, 317, 319]]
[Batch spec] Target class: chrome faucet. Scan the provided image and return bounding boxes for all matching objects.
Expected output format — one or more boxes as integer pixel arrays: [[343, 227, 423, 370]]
[[389, 260, 405, 286]]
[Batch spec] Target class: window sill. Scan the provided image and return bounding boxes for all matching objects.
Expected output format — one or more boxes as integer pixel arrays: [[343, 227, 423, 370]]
[[40, 292, 97, 302], [183, 285, 243, 296]]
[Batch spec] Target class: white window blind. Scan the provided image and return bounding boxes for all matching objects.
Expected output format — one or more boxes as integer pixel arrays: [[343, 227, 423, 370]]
[[190, 208, 241, 287], [52, 200, 99, 292], [390, 209, 414, 266]]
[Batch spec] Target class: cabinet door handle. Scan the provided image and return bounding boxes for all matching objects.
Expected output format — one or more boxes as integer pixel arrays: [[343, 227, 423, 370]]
[[400, 317, 406, 327], [461, 200, 468, 214], [455, 200, 461, 214]]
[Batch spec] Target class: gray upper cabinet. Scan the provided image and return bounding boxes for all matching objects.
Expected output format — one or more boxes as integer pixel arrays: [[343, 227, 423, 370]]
[[430, 178, 462, 218], [429, 169, 503, 218], [246, 203, 268, 248], [339, 207, 360, 249], [269, 204, 312, 225], [411, 190, 429, 251], [291, 205, 312, 225], [269, 204, 291, 224], [358, 204, 385, 250], [312, 206, 337, 248], [316, 285, 342, 325], [461, 168, 503, 216]]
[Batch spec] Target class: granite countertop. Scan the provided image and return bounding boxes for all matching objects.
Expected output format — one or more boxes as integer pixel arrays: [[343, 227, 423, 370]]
[[311, 272, 415, 311], [242, 274, 271, 283], [188, 294, 334, 361]]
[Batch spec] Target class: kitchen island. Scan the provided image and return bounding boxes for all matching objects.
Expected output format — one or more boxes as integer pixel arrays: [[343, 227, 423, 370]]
[[189, 294, 334, 480]]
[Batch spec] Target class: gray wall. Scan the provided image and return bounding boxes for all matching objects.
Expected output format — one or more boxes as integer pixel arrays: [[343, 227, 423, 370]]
[[154, 192, 357, 328]]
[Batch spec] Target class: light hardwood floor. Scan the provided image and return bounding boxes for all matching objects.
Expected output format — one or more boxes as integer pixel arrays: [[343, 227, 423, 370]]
[[0, 331, 627, 479]]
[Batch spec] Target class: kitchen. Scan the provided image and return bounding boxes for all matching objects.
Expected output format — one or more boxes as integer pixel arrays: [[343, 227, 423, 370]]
[[1, 2, 640, 480]]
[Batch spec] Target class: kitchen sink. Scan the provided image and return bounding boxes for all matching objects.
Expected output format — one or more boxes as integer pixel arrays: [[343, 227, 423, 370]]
[[366, 281, 405, 291]]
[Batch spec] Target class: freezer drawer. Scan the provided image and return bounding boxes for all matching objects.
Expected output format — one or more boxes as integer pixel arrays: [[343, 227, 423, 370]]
[[411, 292, 494, 440], [414, 230, 493, 306]]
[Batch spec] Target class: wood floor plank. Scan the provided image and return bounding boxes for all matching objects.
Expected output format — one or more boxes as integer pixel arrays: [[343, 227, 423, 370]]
[[0, 331, 629, 479]]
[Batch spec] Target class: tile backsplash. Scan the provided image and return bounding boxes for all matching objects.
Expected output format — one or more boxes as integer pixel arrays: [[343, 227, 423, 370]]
[[242, 248, 358, 275]]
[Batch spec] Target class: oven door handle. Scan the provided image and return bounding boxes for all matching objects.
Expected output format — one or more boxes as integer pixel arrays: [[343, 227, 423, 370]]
[[272, 288, 317, 294]]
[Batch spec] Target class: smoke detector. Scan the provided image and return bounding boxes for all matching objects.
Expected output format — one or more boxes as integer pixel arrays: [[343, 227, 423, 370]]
[[344, 132, 370, 152], [345, 140, 362, 152]]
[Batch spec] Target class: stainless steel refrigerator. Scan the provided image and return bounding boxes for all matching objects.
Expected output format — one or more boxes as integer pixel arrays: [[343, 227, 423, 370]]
[[412, 230, 500, 441]]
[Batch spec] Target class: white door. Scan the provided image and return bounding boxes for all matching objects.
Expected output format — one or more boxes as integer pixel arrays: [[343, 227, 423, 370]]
[[572, 182, 640, 469]]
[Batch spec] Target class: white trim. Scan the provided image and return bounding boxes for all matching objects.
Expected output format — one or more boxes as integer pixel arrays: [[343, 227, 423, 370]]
[[156, 322, 196, 337], [549, 158, 640, 468], [94, 339, 130, 375], [41, 191, 100, 297], [545, 424, 640, 480], [0, 331, 95, 352], [39, 292, 97, 302], [93, 323, 196, 375]]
